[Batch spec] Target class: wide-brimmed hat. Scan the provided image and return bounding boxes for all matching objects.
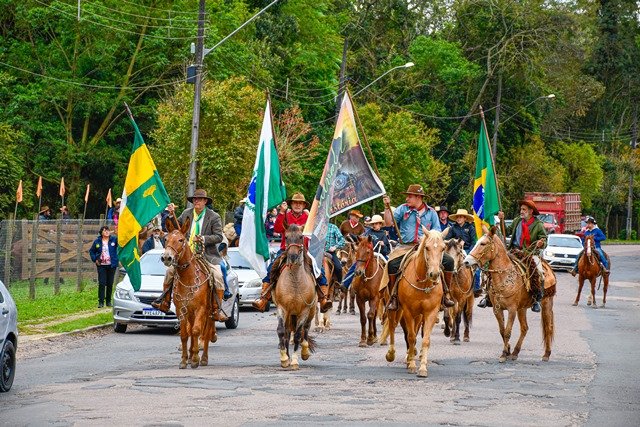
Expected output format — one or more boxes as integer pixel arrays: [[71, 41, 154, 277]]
[[519, 200, 540, 216], [187, 189, 213, 204], [449, 208, 474, 223], [115, 198, 122, 204], [348, 209, 363, 218], [39, 205, 51, 214], [59, 205, 68, 211], [402, 184, 426, 197], [435, 205, 450, 214], [366, 214, 384, 225], [239, 197, 248, 204], [586, 216, 597, 224], [287, 192, 309, 208]]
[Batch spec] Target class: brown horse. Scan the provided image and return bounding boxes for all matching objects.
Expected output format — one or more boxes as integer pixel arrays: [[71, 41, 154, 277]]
[[315, 254, 336, 331], [443, 239, 474, 344], [273, 225, 317, 370], [383, 227, 449, 377], [464, 226, 555, 362], [573, 234, 610, 308], [336, 242, 356, 315], [162, 217, 216, 369], [352, 235, 385, 347]]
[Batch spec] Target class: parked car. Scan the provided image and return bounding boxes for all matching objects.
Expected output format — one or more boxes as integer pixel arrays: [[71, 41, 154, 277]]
[[542, 233, 583, 271], [228, 247, 278, 311], [112, 249, 239, 333], [0, 279, 18, 392]]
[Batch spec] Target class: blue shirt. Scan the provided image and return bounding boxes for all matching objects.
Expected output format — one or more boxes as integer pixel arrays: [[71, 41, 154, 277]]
[[582, 227, 606, 249], [393, 203, 440, 244]]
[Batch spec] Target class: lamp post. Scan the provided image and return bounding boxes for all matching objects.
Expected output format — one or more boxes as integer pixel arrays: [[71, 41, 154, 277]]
[[352, 62, 414, 98]]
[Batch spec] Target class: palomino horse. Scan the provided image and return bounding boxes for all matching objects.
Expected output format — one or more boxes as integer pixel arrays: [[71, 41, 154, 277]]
[[443, 239, 474, 344], [161, 217, 215, 369], [573, 234, 610, 308], [336, 242, 356, 315], [315, 254, 337, 331], [273, 225, 317, 370], [352, 235, 386, 347], [384, 227, 449, 378], [464, 226, 555, 362]]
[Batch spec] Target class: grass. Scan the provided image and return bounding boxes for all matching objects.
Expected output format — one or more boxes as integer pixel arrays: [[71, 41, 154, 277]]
[[603, 239, 639, 244], [44, 312, 113, 333]]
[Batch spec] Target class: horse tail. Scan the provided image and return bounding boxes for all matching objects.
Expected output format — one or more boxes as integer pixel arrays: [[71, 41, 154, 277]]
[[306, 335, 317, 353], [378, 316, 390, 344], [541, 292, 555, 355]]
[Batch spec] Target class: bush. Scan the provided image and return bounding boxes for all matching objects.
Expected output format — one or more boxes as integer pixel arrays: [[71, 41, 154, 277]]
[[617, 229, 638, 240]]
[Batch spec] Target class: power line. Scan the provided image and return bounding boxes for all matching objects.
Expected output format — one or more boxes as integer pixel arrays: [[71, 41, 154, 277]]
[[68, 0, 200, 22]]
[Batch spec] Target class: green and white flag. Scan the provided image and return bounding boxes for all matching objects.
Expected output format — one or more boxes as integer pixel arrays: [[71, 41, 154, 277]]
[[239, 97, 286, 277]]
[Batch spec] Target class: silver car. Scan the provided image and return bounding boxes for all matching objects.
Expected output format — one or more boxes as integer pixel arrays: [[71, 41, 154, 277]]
[[112, 249, 239, 333], [1, 279, 18, 392], [228, 248, 267, 310], [542, 234, 583, 271]]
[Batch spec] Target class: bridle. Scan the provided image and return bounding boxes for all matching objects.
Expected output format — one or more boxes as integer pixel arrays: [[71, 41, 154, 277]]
[[355, 243, 381, 280], [165, 232, 192, 270], [400, 235, 441, 293], [468, 235, 510, 274]]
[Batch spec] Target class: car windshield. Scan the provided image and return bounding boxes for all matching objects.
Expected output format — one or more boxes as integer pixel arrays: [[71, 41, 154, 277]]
[[139, 252, 167, 275], [228, 251, 254, 269], [537, 214, 555, 223], [548, 236, 582, 248]]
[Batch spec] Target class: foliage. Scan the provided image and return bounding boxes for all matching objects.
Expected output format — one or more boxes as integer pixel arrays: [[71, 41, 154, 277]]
[[551, 141, 604, 209]]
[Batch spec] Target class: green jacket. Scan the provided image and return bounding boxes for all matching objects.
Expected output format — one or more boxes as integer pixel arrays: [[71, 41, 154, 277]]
[[507, 217, 547, 254]]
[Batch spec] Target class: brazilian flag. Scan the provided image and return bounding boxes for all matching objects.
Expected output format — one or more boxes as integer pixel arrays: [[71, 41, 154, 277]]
[[472, 118, 500, 239], [117, 116, 170, 290]]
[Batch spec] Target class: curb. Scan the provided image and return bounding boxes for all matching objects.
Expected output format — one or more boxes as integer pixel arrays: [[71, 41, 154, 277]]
[[20, 322, 112, 343]]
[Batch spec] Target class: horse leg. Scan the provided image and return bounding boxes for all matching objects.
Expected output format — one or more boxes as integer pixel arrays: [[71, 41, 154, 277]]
[[500, 309, 516, 363], [349, 289, 356, 314], [510, 308, 529, 361], [367, 296, 379, 346], [493, 308, 509, 363], [541, 296, 555, 361], [417, 309, 439, 378], [453, 308, 462, 345], [190, 310, 204, 369], [590, 277, 598, 309], [443, 308, 451, 338], [573, 276, 585, 306], [301, 317, 313, 361], [291, 323, 302, 370], [277, 315, 290, 368], [179, 322, 189, 369], [403, 312, 417, 374], [601, 274, 609, 308], [463, 296, 473, 342], [385, 309, 398, 362], [357, 297, 368, 347], [200, 316, 211, 367]]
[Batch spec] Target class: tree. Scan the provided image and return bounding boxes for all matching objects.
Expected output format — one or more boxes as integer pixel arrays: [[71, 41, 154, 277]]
[[551, 140, 604, 209]]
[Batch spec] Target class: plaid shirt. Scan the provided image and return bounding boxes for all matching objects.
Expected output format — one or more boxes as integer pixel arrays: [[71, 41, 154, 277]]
[[325, 223, 346, 252]]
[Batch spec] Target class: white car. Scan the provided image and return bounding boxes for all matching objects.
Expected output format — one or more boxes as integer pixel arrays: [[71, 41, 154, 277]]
[[542, 234, 583, 271], [1, 279, 18, 392], [228, 248, 266, 310], [112, 249, 240, 333]]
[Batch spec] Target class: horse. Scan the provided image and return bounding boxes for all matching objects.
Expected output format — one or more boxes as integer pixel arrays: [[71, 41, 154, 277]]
[[223, 223, 239, 247], [383, 227, 449, 378], [443, 239, 474, 345], [351, 235, 386, 347], [336, 242, 356, 315], [161, 217, 216, 369], [573, 234, 610, 308], [315, 253, 337, 331], [272, 225, 317, 370], [464, 226, 555, 362]]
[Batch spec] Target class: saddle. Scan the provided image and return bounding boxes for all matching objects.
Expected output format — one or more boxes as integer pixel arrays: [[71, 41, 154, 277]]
[[508, 249, 542, 297], [270, 249, 315, 288]]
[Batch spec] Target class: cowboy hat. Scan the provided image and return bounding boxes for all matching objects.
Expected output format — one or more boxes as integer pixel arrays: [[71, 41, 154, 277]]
[[449, 208, 474, 223], [519, 200, 540, 216], [586, 216, 597, 224], [239, 197, 248, 204], [187, 189, 213, 204], [435, 205, 450, 214], [402, 184, 426, 197], [366, 214, 385, 225], [287, 192, 309, 208], [115, 198, 122, 204], [39, 205, 51, 214], [348, 209, 363, 218], [59, 205, 68, 211]]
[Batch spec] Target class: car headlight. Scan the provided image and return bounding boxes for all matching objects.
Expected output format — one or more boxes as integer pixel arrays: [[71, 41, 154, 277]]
[[115, 287, 132, 300], [545, 251, 555, 257], [245, 278, 262, 288]]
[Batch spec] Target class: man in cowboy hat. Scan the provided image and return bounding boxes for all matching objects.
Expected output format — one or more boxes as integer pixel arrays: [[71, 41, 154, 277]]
[[38, 206, 52, 221], [435, 205, 453, 232], [152, 189, 227, 321], [570, 216, 609, 276], [480, 200, 547, 312], [252, 192, 333, 313], [449, 208, 481, 297], [382, 184, 456, 311], [339, 209, 365, 240]]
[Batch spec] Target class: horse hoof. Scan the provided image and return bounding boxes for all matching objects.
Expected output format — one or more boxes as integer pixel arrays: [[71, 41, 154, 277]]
[[359, 340, 367, 347], [444, 329, 450, 337], [290, 363, 299, 371], [335, 311, 341, 316], [179, 362, 187, 369], [509, 354, 518, 361], [499, 356, 507, 363], [350, 310, 356, 315], [463, 337, 470, 342], [417, 369, 428, 378], [367, 337, 376, 346], [592, 304, 598, 309], [281, 360, 290, 368], [200, 359, 208, 367], [572, 302, 578, 306], [601, 303, 606, 308], [301, 352, 310, 361], [210, 334, 218, 343], [542, 356, 550, 362], [379, 340, 388, 346], [453, 339, 461, 346], [408, 366, 417, 374], [386, 350, 396, 362]]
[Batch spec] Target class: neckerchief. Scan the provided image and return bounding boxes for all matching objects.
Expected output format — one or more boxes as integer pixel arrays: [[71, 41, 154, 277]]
[[349, 219, 359, 228], [403, 203, 427, 243], [189, 209, 206, 251], [520, 216, 535, 248]]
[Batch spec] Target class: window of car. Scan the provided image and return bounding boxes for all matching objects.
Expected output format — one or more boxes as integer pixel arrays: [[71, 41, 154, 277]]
[[139, 252, 168, 276], [547, 236, 582, 248], [227, 251, 253, 270], [0, 290, 4, 303]]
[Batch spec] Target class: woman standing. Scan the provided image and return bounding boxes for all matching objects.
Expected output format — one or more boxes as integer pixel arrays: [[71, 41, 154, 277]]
[[89, 226, 119, 307]]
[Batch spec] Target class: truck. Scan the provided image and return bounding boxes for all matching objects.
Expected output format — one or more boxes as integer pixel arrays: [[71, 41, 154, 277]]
[[523, 192, 582, 234]]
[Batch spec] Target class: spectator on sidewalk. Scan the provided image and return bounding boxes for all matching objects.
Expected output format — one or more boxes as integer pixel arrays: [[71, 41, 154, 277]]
[[89, 226, 118, 308]]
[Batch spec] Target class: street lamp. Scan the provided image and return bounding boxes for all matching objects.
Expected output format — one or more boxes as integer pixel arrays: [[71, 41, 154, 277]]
[[353, 62, 415, 97], [499, 94, 555, 127]]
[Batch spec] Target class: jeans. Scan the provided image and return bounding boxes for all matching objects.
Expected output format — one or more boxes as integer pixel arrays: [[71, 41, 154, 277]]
[[97, 265, 116, 305], [263, 250, 327, 287], [474, 269, 481, 291], [220, 262, 230, 297]]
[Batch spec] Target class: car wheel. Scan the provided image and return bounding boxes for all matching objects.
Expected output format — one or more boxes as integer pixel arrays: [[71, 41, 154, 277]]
[[113, 322, 127, 333], [225, 298, 240, 329], [0, 340, 16, 392]]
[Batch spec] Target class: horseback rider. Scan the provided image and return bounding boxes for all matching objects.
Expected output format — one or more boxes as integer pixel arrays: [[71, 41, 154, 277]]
[[324, 221, 345, 285], [479, 200, 547, 313], [435, 205, 454, 232], [340, 209, 366, 240], [252, 192, 333, 313], [571, 216, 609, 276], [152, 189, 228, 321], [448, 209, 481, 297], [383, 184, 456, 311]]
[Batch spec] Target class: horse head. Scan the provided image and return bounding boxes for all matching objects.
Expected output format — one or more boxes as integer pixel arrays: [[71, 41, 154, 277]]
[[161, 216, 192, 267], [584, 234, 594, 257], [354, 235, 374, 277], [445, 238, 465, 270], [417, 226, 448, 281], [285, 225, 305, 265], [464, 225, 498, 268]]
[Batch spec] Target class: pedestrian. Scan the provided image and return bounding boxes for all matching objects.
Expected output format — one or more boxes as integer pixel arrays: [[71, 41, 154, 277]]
[[141, 225, 165, 254], [59, 205, 71, 220], [107, 198, 121, 226], [38, 206, 52, 221], [89, 226, 118, 308], [234, 197, 246, 238]]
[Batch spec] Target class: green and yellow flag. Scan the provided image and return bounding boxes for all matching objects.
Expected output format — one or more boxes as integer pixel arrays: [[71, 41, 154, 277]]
[[117, 116, 170, 290], [472, 115, 501, 239]]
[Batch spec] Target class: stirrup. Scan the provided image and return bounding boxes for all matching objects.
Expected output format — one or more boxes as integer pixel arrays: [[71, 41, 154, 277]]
[[531, 301, 541, 313], [386, 295, 398, 311]]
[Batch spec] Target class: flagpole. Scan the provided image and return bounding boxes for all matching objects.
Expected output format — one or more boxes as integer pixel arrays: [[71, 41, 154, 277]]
[[479, 105, 506, 240], [13, 200, 18, 219]]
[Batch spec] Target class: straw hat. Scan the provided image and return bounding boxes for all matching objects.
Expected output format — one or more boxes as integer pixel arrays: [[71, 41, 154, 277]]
[[348, 209, 363, 218], [402, 184, 426, 197], [115, 198, 122, 204], [187, 189, 213, 204], [518, 200, 540, 216], [449, 208, 474, 223], [287, 192, 309, 208], [366, 214, 385, 225]]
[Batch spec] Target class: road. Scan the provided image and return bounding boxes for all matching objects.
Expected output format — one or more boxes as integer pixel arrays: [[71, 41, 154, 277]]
[[1, 245, 638, 426]]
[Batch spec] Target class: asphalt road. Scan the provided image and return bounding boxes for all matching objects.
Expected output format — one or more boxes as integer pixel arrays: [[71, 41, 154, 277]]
[[1, 245, 638, 426]]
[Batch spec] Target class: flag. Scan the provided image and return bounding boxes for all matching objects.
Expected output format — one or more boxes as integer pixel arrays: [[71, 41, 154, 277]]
[[239, 97, 287, 277], [84, 184, 90, 203], [16, 180, 23, 203], [106, 188, 113, 208], [36, 176, 43, 198], [472, 116, 501, 238], [117, 115, 171, 290], [59, 177, 65, 197], [304, 91, 386, 266]]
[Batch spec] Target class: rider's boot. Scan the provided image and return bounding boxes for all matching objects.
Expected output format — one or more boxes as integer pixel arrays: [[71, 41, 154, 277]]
[[531, 287, 543, 313], [317, 284, 333, 313], [441, 271, 456, 308], [477, 283, 492, 308], [151, 271, 174, 313], [212, 289, 228, 321], [252, 282, 272, 312], [386, 274, 399, 311]]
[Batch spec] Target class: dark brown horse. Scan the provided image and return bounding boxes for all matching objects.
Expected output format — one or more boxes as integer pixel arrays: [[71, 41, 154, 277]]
[[352, 235, 385, 347], [464, 226, 555, 362], [162, 217, 217, 369], [443, 239, 474, 344], [273, 225, 317, 370], [336, 242, 356, 315], [315, 253, 337, 331], [573, 234, 610, 308]]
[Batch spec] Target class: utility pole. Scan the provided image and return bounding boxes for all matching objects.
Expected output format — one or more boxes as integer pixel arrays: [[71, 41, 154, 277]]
[[492, 73, 502, 161], [335, 37, 348, 116], [626, 103, 637, 240], [187, 0, 206, 202]]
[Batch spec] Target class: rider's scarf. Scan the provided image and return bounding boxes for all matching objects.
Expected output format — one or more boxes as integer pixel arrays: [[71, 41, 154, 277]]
[[349, 219, 359, 228], [189, 208, 206, 252], [520, 216, 535, 248], [403, 203, 427, 243]]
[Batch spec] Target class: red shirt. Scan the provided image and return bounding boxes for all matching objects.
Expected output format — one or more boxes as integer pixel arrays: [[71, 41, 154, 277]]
[[274, 210, 308, 250]]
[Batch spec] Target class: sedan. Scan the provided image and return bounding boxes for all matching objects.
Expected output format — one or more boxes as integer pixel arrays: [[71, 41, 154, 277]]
[[542, 234, 583, 271], [112, 249, 240, 333], [1, 279, 18, 392], [228, 248, 268, 310]]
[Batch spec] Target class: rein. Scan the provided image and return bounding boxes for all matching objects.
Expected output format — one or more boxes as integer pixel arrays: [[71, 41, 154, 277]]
[[399, 238, 439, 293]]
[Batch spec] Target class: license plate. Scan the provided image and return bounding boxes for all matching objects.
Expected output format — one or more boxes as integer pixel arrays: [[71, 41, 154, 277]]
[[143, 308, 164, 316]]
